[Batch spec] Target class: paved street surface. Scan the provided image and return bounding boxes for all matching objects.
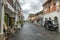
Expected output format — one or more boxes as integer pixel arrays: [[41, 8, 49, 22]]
[[12, 22, 60, 40]]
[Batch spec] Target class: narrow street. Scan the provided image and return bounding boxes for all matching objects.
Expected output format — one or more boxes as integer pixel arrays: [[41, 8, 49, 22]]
[[12, 22, 60, 40], [0, 0, 60, 40]]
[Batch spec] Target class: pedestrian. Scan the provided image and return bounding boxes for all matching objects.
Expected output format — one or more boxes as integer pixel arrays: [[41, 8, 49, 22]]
[[48, 17, 53, 25], [48, 17, 53, 30], [43, 18, 49, 33], [44, 18, 49, 30], [21, 21, 24, 27], [54, 17, 58, 25], [21, 23, 23, 27]]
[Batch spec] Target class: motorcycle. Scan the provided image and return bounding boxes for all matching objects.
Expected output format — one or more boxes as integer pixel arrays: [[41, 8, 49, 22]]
[[47, 21, 59, 31]]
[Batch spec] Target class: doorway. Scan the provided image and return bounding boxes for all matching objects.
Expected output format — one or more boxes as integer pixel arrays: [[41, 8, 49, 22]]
[[4, 13, 9, 26]]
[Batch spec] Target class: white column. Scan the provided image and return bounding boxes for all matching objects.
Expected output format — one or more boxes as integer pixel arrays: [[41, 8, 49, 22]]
[[0, 0, 5, 34], [0, 0, 2, 34], [15, 14, 18, 25]]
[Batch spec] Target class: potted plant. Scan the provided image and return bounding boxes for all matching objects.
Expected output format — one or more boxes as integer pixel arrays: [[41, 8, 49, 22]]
[[17, 20, 22, 29]]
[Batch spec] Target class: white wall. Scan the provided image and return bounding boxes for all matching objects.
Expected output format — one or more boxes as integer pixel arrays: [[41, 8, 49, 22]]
[[43, 11, 60, 21]]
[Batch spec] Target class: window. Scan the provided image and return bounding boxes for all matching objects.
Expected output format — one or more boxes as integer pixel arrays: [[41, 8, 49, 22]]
[[4, 13, 9, 26], [48, 3, 51, 7], [57, 5, 60, 12]]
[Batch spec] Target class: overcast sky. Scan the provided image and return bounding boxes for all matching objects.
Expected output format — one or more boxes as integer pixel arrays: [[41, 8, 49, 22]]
[[19, 0, 47, 20]]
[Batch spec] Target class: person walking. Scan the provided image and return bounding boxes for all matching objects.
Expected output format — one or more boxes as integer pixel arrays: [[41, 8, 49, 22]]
[[21, 20, 24, 27], [48, 17, 53, 30], [44, 18, 49, 30], [43, 18, 49, 33]]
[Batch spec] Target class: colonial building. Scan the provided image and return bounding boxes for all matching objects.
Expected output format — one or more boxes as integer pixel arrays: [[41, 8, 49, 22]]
[[36, 11, 43, 26], [15, 0, 23, 26], [28, 14, 36, 23], [43, 0, 60, 32], [4, 0, 16, 28], [0, 0, 6, 40], [0, 0, 22, 39]]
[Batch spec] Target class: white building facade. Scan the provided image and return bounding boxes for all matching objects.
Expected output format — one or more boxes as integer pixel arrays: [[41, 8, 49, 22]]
[[0, 0, 22, 35], [43, 0, 60, 32]]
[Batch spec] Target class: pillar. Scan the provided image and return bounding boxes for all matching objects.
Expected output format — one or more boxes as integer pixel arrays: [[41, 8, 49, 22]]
[[0, 0, 4, 34], [0, 0, 5, 40], [0, 0, 2, 34], [14, 14, 18, 29]]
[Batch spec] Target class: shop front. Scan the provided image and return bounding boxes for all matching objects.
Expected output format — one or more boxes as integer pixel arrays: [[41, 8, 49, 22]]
[[9, 17, 15, 27], [4, 4, 16, 28]]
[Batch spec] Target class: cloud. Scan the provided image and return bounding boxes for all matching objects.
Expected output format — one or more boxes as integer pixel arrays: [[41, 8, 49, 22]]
[[21, 3, 31, 10], [40, 0, 47, 4], [19, 0, 47, 20], [23, 14, 28, 20]]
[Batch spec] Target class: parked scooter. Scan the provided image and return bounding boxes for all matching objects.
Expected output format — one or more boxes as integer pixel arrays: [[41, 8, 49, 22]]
[[53, 24, 58, 31], [44, 18, 59, 32], [47, 21, 59, 31]]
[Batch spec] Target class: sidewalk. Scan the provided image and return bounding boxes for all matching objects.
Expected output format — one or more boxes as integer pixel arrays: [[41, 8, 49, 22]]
[[0, 26, 18, 40], [0, 34, 4, 40]]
